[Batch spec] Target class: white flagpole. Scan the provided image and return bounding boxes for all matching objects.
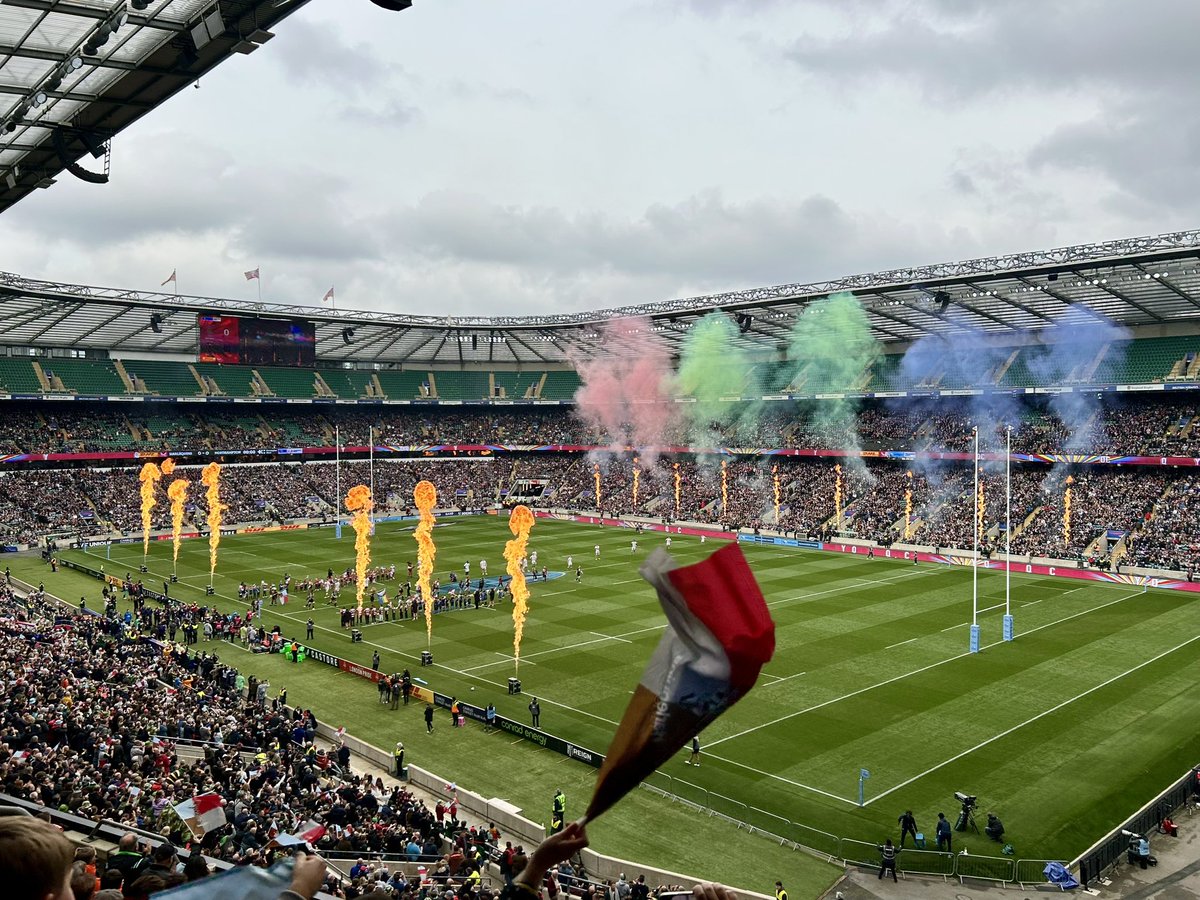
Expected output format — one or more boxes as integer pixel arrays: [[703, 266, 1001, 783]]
[[1004, 424, 1014, 641], [257, 271, 262, 303], [970, 425, 980, 653], [335, 425, 342, 540]]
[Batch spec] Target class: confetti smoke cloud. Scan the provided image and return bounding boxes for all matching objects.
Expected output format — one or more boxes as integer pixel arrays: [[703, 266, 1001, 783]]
[[138, 462, 163, 558], [413, 481, 438, 645], [345, 485, 374, 613], [200, 463, 226, 580], [168, 478, 189, 569], [504, 504, 535, 672]]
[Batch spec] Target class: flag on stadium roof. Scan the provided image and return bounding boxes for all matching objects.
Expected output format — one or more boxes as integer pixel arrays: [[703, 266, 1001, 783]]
[[160, 269, 176, 286], [584, 543, 774, 823], [323, 287, 335, 303], [244, 268, 260, 281], [173, 792, 226, 838]]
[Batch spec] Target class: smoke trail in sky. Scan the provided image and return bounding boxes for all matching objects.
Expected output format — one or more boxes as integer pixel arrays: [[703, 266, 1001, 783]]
[[572, 316, 677, 461], [675, 312, 762, 446], [1025, 307, 1130, 450], [786, 292, 878, 469]]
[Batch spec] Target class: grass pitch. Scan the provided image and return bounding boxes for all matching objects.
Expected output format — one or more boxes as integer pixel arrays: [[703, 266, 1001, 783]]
[[21, 514, 1200, 894]]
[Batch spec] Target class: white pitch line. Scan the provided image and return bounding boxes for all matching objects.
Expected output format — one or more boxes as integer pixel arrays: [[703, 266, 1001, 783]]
[[610, 578, 645, 585], [766, 568, 940, 610], [885, 637, 919, 650], [707, 588, 1146, 749], [940, 623, 966, 632], [1020, 598, 1044, 607], [760, 671, 806, 686], [594, 631, 632, 643], [702, 752, 859, 806], [866, 631, 1200, 805]]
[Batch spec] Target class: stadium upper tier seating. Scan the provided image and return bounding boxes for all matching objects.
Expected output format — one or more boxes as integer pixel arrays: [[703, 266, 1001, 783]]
[[1, 333, 1197, 401]]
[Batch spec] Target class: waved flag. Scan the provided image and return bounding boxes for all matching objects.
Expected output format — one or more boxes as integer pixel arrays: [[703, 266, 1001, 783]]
[[270, 819, 327, 848], [583, 543, 774, 823], [173, 792, 226, 838]]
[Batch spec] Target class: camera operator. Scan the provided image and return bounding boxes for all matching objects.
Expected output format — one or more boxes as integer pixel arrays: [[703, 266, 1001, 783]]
[[985, 812, 1005, 842], [1126, 832, 1151, 869]]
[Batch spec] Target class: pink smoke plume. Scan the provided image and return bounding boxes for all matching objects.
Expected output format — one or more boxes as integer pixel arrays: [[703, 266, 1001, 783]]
[[572, 316, 677, 453]]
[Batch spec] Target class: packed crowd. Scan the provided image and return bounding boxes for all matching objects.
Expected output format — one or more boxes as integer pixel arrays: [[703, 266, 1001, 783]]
[[2, 449, 1198, 570], [0, 578, 716, 900], [4, 397, 1200, 457], [0, 582, 505, 898]]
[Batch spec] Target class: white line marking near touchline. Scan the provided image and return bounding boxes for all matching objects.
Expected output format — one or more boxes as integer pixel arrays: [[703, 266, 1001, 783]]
[[865, 631, 1200, 805], [885, 637, 919, 650]]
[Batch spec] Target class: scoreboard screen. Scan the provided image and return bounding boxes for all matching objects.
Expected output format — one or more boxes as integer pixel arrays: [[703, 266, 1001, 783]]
[[198, 315, 316, 366]]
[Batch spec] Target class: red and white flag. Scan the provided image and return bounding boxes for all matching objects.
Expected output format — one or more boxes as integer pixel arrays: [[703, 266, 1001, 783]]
[[271, 819, 328, 848], [584, 543, 774, 823], [173, 792, 226, 838], [161, 269, 176, 286], [244, 268, 260, 281], [322, 287, 335, 303]]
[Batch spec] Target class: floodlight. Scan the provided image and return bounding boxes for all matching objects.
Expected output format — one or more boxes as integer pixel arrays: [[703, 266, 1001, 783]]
[[149, 313, 164, 333], [342, 328, 355, 345], [370, 0, 414, 10]]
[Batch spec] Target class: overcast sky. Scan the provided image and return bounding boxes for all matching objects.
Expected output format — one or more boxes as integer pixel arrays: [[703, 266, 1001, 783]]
[[2, 0, 1197, 317]]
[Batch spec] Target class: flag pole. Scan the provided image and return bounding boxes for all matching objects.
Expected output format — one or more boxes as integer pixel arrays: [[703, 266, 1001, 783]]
[[1003, 424, 1013, 641], [257, 271, 262, 303], [970, 425, 980, 654]]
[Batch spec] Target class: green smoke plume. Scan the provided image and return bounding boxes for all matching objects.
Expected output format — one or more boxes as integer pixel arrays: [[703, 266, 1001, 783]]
[[675, 312, 762, 444], [786, 291, 878, 459]]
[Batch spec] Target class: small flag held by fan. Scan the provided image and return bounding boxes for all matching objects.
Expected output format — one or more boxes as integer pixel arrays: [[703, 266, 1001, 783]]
[[173, 792, 226, 838]]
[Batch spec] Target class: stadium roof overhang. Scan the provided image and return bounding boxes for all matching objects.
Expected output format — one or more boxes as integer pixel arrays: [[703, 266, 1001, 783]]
[[3, 229, 1200, 366], [0, 0, 316, 213]]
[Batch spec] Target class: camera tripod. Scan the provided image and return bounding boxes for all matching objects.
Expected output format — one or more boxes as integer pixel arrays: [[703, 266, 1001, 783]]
[[956, 805, 979, 833]]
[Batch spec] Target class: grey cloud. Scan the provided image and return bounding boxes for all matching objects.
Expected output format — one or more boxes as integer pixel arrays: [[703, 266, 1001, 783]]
[[271, 18, 412, 96], [382, 188, 957, 292], [1029, 105, 1200, 217], [782, 0, 1200, 102]]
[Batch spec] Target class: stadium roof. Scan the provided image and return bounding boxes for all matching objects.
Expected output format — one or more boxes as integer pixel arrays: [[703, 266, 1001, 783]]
[[3, 228, 1200, 366], [0, 0, 316, 212]]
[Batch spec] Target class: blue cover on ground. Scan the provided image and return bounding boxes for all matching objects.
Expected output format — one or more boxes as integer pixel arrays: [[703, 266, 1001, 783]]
[[1043, 861, 1079, 888]]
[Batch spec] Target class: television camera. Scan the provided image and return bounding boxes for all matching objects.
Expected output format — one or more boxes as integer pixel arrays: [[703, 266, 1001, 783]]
[[954, 792, 979, 832]]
